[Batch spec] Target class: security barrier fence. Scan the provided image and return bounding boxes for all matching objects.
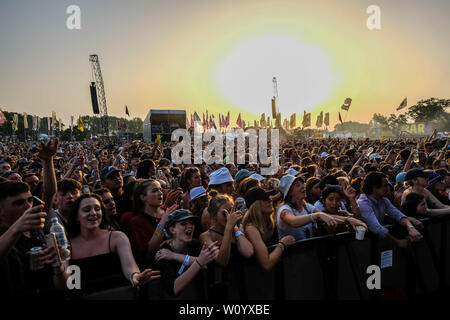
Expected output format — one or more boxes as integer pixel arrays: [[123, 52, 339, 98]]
[[80, 216, 450, 300]]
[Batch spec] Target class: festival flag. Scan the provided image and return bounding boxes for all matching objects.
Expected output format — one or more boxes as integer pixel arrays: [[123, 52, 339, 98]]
[[324, 112, 330, 127], [236, 113, 242, 128], [283, 119, 288, 130], [58, 118, 62, 131], [290, 113, 296, 129], [186, 116, 190, 129], [275, 113, 281, 128], [190, 114, 194, 128], [11, 115, 18, 131], [341, 104, 349, 111], [77, 116, 84, 132], [52, 112, 57, 128], [23, 113, 28, 129], [0, 109, 7, 125], [226, 112, 230, 127], [202, 113, 206, 126], [339, 112, 343, 125], [396, 97, 407, 111], [344, 98, 352, 106], [303, 112, 311, 128], [316, 111, 323, 128], [242, 120, 246, 129], [125, 105, 130, 116], [47, 117, 51, 133], [254, 120, 259, 129], [156, 134, 162, 145], [260, 113, 266, 128], [271, 97, 277, 118], [206, 110, 209, 129]]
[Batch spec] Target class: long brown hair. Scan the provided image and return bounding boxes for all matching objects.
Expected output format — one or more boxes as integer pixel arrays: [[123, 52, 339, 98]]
[[242, 200, 275, 236]]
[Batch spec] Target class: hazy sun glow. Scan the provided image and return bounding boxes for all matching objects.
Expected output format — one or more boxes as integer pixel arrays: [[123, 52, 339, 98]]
[[215, 34, 336, 117]]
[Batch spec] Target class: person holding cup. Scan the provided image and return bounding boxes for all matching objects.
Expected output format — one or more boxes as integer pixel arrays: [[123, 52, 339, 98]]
[[316, 186, 368, 237]]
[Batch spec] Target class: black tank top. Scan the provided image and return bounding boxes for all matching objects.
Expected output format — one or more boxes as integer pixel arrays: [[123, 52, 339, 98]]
[[69, 231, 128, 294]]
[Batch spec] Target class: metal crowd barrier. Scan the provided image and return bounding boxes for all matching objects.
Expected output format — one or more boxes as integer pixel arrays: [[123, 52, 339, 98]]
[[79, 216, 450, 300]]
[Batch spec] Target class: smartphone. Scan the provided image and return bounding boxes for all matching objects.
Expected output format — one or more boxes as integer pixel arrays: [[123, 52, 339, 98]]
[[157, 169, 163, 177]]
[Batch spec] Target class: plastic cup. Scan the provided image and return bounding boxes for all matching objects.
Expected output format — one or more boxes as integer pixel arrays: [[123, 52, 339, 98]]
[[355, 226, 366, 240]]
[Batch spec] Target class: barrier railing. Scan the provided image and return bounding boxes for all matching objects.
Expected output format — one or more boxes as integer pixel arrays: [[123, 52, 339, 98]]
[[80, 216, 450, 300]]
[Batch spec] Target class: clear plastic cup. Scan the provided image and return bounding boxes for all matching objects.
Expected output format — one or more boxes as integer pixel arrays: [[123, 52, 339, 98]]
[[355, 226, 366, 240]]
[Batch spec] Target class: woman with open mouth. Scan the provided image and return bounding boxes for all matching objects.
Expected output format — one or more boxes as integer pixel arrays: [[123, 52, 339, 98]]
[[67, 193, 160, 297], [156, 209, 219, 299]]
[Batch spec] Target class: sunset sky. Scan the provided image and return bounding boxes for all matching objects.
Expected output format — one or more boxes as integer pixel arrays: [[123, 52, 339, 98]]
[[0, 0, 449, 128]]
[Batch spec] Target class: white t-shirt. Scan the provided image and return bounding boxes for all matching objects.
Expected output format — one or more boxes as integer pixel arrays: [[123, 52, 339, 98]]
[[276, 203, 315, 241]]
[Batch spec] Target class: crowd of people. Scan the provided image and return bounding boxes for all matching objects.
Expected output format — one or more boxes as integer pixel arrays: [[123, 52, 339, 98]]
[[0, 134, 449, 299]]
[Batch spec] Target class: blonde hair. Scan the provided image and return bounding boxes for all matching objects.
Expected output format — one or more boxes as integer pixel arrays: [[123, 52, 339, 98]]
[[242, 200, 275, 236], [237, 177, 260, 197], [208, 193, 234, 218]]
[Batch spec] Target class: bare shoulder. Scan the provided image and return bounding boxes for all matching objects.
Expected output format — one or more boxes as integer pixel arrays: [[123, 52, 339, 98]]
[[110, 230, 130, 245]]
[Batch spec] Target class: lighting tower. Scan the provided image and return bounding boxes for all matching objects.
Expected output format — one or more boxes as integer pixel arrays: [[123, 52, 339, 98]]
[[89, 54, 109, 136]]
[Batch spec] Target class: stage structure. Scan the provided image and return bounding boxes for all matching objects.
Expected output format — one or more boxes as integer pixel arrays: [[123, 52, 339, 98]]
[[143, 109, 186, 143]]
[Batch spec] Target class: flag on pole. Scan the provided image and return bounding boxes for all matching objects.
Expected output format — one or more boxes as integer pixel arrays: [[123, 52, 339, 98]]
[[190, 114, 194, 129], [316, 111, 323, 128], [0, 109, 7, 125], [11, 114, 18, 131], [186, 116, 190, 129], [226, 112, 230, 127], [339, 112, 343, 125], [156, 134, 162, 145], [77, 116, 84, 132], [303, 113, 311, 127], [396, 97, 407, 111], [341, 104, 349, 111], [271, 97, 277, 118], [194, 112, 201, 122], [344, 98, 352, 106], [324, 112, 330, 127], [125, 105, 130, 116], [260, 113, 266, 128], [290, 113, 296, 129], [236, 113, 242, 128], [23, 112, 28, 129], [52, 112, 57, 128]]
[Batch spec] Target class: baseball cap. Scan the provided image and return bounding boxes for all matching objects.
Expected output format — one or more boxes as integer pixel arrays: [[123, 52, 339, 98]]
[[165, 209, 198, 229], [320, 152, 330, 158], [100, 166, 120, 180], [244, 187, 272, 209], [369, 153, 382, 161], [190, 186, 207, 201], [404, 168, 430, 181], [396, 172, 407, 184], [427, 172, 445, 189], [209, 167, 233, 185]]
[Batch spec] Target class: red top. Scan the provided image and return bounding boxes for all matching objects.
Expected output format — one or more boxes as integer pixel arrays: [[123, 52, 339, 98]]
[[127, 206, 167, 266]]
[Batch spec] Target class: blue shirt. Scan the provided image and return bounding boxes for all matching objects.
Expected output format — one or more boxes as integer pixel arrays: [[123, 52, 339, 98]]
[[357, 194, 406, 239]]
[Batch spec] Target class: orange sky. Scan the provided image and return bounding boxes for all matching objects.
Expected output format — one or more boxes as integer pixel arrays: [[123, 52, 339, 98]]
[[0, 0, 449, 128]]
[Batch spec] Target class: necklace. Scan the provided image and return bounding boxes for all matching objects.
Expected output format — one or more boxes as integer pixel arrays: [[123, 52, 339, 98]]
[[209, 228, 224, 236]]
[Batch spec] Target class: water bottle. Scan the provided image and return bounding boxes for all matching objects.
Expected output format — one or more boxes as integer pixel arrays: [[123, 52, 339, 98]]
[[49, 217, 71, 261]]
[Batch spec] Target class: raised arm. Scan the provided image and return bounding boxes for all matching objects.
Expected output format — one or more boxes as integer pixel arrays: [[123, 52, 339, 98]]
[[38, 138, 58, 213]]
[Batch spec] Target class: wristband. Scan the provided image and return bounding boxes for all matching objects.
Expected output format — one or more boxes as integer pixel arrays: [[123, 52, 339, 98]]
[[275, 242, 285, 252], [309, 214, 318, 228], [195, 259, 204, 268], [235, 231, 244, 238], [178, 255, 190, 275], [407, 225, 415, 230], [129, 271, 139, 287], [157, 223, 169, 238]]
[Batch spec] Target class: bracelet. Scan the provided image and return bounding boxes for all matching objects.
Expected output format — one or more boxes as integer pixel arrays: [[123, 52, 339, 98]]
[[157, 223, 169, 238], [407, 225, 415, 230], [309, 214, 318, 228], [195, 259, 204, 268], [275, 242, 285, 252], [178, 255, 190, 275], [129, 271, 139, 287], [235, 231, 244, 238]]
